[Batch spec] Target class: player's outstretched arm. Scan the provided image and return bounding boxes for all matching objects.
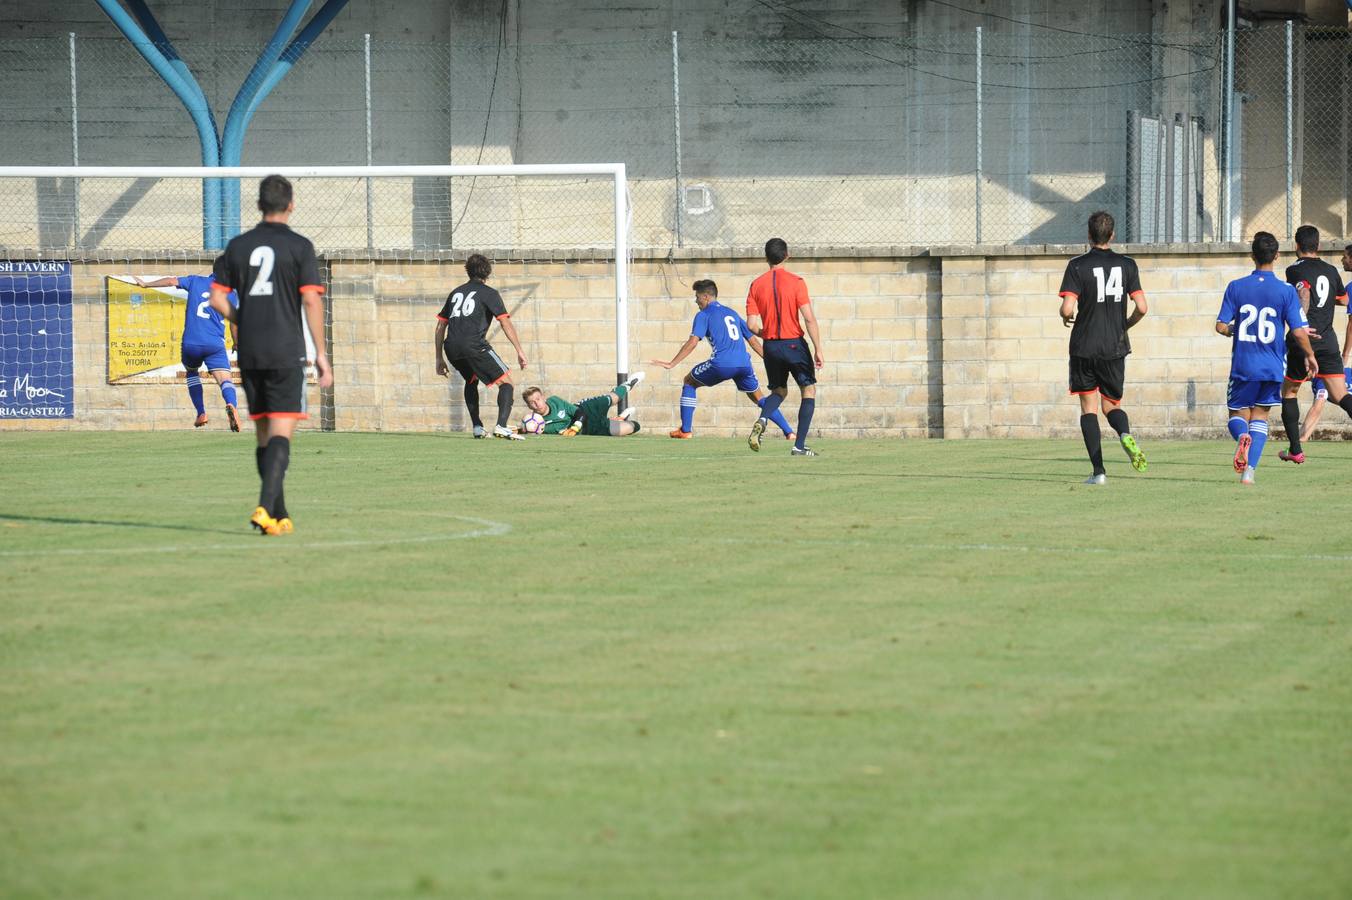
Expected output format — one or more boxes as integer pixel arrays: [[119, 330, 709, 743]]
[[499, 316, 528, 369], [801, 304, 824, 367], [650, 336, 700, 370], [301, 288, 333, 389], [434, 320, 449, 377], [208, 285, 237, 323], [133, 276, 179, 288]]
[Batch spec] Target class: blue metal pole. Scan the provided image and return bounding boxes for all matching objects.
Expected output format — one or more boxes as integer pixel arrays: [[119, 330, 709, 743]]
[[94, 0, 222, 248], [220, 0, 314, 237]]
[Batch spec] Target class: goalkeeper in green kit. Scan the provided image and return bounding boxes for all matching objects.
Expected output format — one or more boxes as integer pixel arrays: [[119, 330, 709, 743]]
[[520, 372, 645, 436]]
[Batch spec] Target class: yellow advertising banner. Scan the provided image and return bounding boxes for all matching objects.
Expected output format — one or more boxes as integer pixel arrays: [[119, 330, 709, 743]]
[[105, 277, 236, 383]]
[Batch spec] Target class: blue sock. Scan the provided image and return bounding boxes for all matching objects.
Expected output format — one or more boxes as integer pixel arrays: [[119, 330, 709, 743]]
[[761, 392, 786, 422], [680, 384, 697, 433], [186, 374, 205, 415], [1227, 415, 1247, 441], [1247, 419, 1269, 469], [758, 397, 793, 435], [220, 380, 237, 407], [795, 398, 815, 449]]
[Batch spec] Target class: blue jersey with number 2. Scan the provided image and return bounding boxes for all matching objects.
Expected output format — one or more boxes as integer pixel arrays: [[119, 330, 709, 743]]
[[1217, 270, 1306, 383], [179, 274, 238, 348], [691, 301, 754, 368]]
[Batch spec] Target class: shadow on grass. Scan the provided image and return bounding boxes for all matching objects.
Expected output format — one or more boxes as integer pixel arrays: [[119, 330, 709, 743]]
[[0, 512, 244, 537], [778, 469, 1220, 485]]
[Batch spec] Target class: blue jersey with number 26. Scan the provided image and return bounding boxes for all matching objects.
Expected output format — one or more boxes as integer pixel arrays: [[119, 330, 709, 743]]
[[691, 300, 754, 368], [1217, 270, 1306, 382], [179, 274, 238, 348]]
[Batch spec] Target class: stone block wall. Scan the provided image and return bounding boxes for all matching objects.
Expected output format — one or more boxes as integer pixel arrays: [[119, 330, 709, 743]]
[[6, 245, 1348, 441]]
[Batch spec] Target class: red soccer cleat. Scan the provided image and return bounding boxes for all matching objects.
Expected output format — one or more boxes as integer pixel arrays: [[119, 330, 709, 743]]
[[1277, 450, 1305, 464], [1233, 434, 1251, 474]]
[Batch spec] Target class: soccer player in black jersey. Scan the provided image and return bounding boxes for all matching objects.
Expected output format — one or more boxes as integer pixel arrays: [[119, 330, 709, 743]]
[[209, 175, 333, 536], [434, 254, 528, 441], [1276, 226, 1350, 464], [1057, 211, 1149, 485]]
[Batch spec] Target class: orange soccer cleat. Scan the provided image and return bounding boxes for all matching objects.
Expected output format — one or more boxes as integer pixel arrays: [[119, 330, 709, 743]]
[[669, 429, 693, 439], [194, 412, 209, 428], [225, 403, 241, 432]]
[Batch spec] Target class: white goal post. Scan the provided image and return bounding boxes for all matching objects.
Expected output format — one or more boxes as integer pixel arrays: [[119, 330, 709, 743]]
[[0, 164, 633, 427]]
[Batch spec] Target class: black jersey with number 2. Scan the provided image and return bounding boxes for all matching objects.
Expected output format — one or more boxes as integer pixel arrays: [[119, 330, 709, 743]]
[[437, 280, 509, 353], [1059, 247, 1143, 360], [212, 221, 323, 369], [1284, 257, 1347, 337]]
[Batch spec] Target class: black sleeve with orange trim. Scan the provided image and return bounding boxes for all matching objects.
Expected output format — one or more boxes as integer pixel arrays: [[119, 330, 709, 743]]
[[1057, 260, 1081, 298], [211, 253, 233, 291], [297, 239, 324, 294], [1125, 259, 1143, 297]]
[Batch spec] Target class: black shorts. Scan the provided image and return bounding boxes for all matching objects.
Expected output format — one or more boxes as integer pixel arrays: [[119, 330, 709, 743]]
[[1285, 335, 1344, 382], [1069, 356, 1125, 401], [241, 366, 307, 420], [763, 338, 816, 390], [446, 342, 509, 386]]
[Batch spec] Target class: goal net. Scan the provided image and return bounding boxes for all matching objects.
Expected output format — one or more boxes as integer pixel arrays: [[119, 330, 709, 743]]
[[0, 165, 631, 432]]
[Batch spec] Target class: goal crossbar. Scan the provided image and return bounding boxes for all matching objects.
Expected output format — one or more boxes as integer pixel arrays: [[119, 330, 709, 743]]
[[0, 162, 633, 380]]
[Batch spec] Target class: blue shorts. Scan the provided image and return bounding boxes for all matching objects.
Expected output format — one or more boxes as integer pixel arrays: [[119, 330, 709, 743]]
[[690, 359, 758, 392], [1227, 378, 1281, 410], [182, 343, 230, 373]]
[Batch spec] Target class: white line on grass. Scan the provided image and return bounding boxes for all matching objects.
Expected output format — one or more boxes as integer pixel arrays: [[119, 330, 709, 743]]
[[0, 514, 511, 557]]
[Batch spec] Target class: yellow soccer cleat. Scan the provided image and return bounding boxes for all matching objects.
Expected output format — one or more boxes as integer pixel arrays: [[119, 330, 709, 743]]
[[250, 506, 281, 536], [275, 517, 294, 534]]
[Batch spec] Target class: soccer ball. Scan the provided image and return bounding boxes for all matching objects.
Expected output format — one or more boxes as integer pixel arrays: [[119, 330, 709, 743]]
[[522, 413, 546, 434]]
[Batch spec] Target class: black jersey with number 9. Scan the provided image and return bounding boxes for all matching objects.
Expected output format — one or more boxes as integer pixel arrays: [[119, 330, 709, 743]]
[[212, 221, 323, 369], [1285, 257, 1347, 337], [1058, 247, 1142, 360]]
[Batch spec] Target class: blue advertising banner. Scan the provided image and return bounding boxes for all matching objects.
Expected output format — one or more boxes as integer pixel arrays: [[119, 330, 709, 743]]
[[0, 261, 74, 419]]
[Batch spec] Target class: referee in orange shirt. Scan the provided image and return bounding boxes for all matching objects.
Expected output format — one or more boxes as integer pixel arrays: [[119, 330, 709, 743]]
[[746, 238, 824, 456]]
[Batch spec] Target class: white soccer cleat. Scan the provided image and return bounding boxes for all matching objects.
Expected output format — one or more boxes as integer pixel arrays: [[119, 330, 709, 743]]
[[790, 446, 818, 457], [622, 371, 646, 390], [1240, 467, 1256, 485], [472, 425, 487, 439], [1082, 473, 1107, 485], [493, 425, 525, 441]]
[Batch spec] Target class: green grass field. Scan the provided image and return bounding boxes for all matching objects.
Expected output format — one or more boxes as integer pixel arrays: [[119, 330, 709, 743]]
[[2, 430, 1350, 899]]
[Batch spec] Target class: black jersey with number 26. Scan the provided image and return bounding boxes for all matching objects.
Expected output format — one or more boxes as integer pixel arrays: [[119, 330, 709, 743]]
[[212, 221, 323, 369], [437, 280, 509, 353], [1059, 247, 1143, 360], [1285, 257, 1347, 337]]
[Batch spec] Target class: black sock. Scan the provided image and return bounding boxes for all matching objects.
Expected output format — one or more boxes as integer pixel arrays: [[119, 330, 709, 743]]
[[256, 446, 287, 518], [795, 398, 815, 449], [1080, 414, 1105, 475], [1338, 394, 1352, 420], [496, 383, 514, 428], [1105, 408, 1130, 437], [259, 437, 290, 516], [464, 381, 482, 428], [1281, 398, 1303, 454]]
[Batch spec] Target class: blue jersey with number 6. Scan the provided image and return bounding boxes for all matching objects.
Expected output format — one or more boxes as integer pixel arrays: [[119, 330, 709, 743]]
[[691, 300, 754, 368], [1217, 270, 1306, 382], [179, 274, 238, 348]]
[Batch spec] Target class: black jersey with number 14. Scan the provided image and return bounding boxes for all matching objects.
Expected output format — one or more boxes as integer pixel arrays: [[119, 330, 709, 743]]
[[1059, 247, 1143, 360], [212, 221, 323, 369]]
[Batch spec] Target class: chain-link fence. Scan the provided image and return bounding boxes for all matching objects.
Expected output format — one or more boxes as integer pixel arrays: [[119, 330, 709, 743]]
[[0, 24, 1348, 253]]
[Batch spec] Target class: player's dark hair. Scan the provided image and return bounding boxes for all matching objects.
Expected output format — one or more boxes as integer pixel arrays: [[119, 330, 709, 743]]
[[692, 279, 718, 298], [1251, 231, 1279, 265], [1346, 243, 1352, 253], [258, 175, 293, 214], [465, 254, 492, 281], [1087, 210, 1115, 245], [765, 238, 788, 265], [1294, 225, 1319, 253]]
